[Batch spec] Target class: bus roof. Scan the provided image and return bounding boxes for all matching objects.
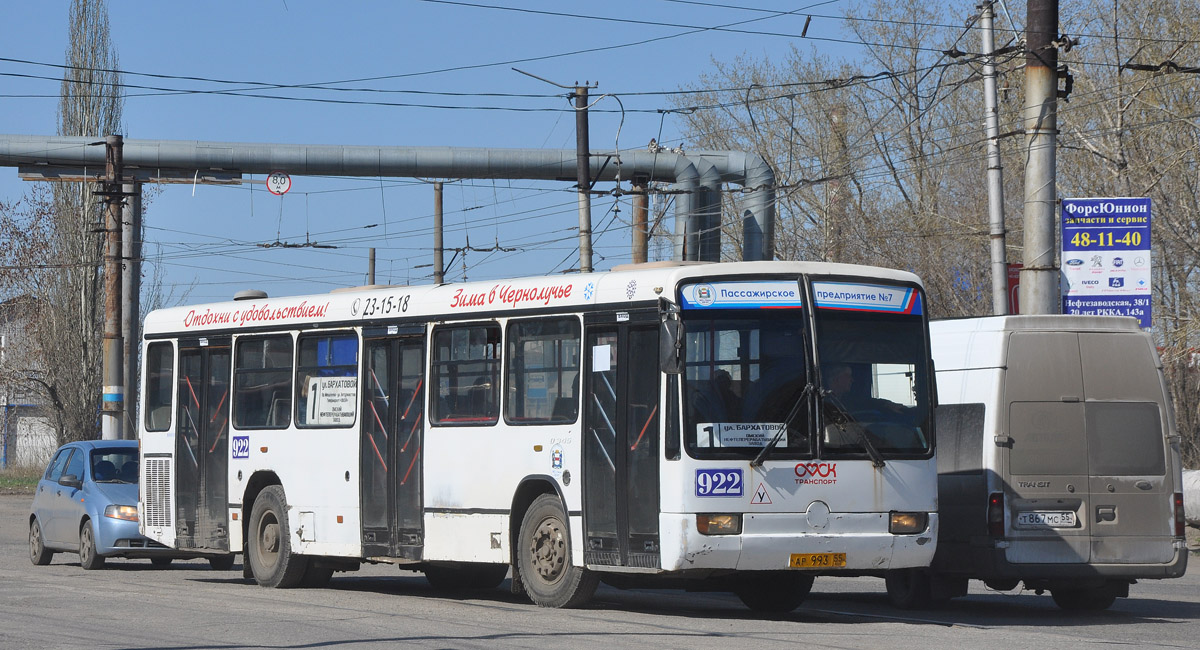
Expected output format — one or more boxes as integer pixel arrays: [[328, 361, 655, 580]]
[[144, 260, 925, 337]]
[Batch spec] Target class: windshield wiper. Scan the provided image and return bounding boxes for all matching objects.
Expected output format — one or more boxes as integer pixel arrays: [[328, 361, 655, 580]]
[[751, 382, 816, 468], [823, 392, 886, 468]]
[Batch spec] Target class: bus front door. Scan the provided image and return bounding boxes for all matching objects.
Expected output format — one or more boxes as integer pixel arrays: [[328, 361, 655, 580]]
[[176, 337, 231, 551], [583, 317, 661, 569], [361, 330, 426, 560]]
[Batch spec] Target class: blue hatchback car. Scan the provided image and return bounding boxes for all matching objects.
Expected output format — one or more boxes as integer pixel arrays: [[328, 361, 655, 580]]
[[29, 440, 233, 570]]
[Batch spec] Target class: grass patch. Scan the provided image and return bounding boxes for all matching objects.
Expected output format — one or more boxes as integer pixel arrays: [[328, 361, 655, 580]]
[[0, 466, 42, 494]]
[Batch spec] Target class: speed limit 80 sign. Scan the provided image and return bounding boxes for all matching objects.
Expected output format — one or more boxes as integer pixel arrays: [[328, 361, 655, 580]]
[[266, 171, 291, 195]]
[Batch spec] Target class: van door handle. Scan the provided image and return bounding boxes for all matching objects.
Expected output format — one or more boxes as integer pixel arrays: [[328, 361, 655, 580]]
[[1134, 480, 1152, 491], [1096, 506, 1116, 522]]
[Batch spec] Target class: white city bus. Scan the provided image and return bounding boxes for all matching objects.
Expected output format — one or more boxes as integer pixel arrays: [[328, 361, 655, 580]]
[[138, 260, 937, 611]]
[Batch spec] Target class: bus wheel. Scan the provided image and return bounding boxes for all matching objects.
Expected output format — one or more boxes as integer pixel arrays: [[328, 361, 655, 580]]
[[734, 572, 814, 613], [1051, 585, 1119, 611], [425, 562, 509, 590], [248, 486, 308, 588], [517, 494, 598, 608], [208, 555, 236, 571], [885, 569, 934, 609]]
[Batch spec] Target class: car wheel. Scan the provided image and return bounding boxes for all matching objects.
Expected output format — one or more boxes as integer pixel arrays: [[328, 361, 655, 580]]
[[79, 520, 105, 570], [209, 555, 236, 571], [29, 519, 53, 566], [516, 494, 598, 608], [248, 485, 307, 588], [150, 557, 174, 567]]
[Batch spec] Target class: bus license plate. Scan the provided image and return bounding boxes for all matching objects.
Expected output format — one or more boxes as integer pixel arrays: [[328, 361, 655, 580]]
[[789, 552, 846, 568], [1016, 511, 1077, 528]]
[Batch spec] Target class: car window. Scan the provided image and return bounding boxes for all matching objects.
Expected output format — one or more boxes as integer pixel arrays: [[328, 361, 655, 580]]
[[62, 448, 84, 483], [43, 448, 71, 481]]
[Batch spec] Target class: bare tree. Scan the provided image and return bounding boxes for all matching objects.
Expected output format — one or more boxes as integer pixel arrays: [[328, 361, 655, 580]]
[[0, 0, 124, 445]]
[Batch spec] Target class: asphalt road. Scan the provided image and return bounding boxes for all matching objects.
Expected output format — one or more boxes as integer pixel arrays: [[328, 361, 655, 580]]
[[2, 493, 1197, 650]]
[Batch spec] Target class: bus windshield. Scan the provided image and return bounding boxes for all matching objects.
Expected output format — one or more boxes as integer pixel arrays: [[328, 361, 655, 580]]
[[682, 311, 813, 457], [814, 296, 932, 456]]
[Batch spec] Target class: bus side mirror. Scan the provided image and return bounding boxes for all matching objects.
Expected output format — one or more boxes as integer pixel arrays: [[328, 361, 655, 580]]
[[660, 317, 683, 374]]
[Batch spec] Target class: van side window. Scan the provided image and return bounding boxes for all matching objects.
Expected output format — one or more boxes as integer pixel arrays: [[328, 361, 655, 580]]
[[505, 318, 580, 424], [935, 403, 984, 474], [431, 324, 501, 425], [145, 342, 174, 432], [1086, 402, 1165, 475], [234, 334, 294, 429]]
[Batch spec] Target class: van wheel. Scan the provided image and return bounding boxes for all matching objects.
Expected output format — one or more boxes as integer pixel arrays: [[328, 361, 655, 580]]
[[1051, 586, 1118, 611], [248, 485, 308, 588], [425, 563, 509, 590], [29, 519, 53, 566], [517, 494, 598, 608], [209, 555, 236, 571], [150, 557, 173, 567], [734, 572, 815, 613], [79, 520, 105, 570], [885, 569, 934, 609], [983, 578, 1020, 592]]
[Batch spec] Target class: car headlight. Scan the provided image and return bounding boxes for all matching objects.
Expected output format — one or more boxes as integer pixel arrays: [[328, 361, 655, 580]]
[[104, 504, 138, 521]]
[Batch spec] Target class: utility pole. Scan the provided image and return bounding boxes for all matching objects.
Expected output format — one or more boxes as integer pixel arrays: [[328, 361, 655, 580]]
[[368, 247, 376, 285], [631, 175, 649, 264], [982, 2, 1009, 315], [1021, 0, 1060, 315], [121, 181, 142, 439], [434, 181, 444, 284], [100, 134, 123, 440], [575, 84, 593, 273]]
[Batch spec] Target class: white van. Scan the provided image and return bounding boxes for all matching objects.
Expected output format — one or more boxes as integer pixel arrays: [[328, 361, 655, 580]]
[[885, 315, 1187, 611]]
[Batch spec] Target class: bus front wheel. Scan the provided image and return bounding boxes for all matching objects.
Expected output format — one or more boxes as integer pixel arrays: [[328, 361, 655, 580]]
[[517, 494, 598, 608], [248, 486, 308, 588]]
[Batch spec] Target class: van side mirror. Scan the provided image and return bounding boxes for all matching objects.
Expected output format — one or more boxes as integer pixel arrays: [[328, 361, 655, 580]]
[[59, 474, 82, 490]]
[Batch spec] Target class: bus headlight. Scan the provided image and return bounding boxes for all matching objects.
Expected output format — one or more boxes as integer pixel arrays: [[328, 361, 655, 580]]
[[696, 513, 741, 535], [889, 511, 928, 534], [105, 504, 139, 521]]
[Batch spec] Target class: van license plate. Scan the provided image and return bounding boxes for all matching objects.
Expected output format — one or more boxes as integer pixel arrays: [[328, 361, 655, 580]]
[[1016, 511, 1077, 528], [789, 552, 846, 568]]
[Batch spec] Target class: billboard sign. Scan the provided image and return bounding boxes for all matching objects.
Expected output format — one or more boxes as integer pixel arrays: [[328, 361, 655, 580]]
[[1060, 197, 1151, 327]]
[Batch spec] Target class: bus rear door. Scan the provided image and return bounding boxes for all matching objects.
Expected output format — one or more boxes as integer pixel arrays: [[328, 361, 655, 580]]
[[360, 326, 426, 560]]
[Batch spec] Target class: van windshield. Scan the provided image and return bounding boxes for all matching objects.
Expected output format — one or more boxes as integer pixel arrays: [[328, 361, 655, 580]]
[[815, 304, 932, 456]]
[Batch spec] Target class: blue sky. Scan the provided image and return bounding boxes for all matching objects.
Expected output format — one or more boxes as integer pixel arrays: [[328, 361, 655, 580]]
[[1, 1, 856, 303]]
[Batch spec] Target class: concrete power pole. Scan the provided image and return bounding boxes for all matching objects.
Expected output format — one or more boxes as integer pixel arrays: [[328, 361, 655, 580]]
[[575, 85, 594, 273], [1021, 0, 1060, 315], [982, 2, 1009, 315], [121, 181, 141, 439], [434, 181, 444, 284], [631, 175, 649, 264], [100, 134, 124, 440]]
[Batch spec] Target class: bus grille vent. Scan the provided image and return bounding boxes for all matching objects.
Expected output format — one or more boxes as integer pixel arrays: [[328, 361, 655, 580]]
[[144, 458, 172, 528]]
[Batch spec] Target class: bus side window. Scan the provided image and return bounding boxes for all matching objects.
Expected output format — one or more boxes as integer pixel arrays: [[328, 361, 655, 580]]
[[431, 323, 501, 425], [233, 334, 294, 429], [295, 331, 359, 428], [505, 317, 581, 425]]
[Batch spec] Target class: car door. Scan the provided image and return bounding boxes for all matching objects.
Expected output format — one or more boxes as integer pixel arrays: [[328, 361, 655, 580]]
[[46, 447, 87, 547], [33, 447, 72, 547]]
